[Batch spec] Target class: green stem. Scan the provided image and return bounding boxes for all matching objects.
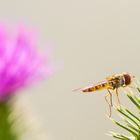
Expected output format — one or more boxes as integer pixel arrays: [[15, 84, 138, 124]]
[[0, 101, 19, 140]]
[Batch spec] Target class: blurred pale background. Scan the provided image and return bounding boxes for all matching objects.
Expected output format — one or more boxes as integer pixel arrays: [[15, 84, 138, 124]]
[[0, 0, 140, 140]]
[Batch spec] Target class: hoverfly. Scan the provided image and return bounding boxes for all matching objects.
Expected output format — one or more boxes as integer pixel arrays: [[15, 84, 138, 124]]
[[75, 72, 135, 117]]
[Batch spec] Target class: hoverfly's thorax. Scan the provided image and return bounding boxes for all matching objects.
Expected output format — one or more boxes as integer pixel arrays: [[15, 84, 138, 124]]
[[108, 75, 125, 89]]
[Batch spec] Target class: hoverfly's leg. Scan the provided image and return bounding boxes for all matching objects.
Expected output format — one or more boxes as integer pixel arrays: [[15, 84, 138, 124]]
[[116, 88, 121, 106], [105, 91, 112, 117], [107, 89, 113, 107]]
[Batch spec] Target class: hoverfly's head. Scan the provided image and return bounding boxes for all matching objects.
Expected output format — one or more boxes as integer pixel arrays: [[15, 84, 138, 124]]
[[123, 72, 135, 86]]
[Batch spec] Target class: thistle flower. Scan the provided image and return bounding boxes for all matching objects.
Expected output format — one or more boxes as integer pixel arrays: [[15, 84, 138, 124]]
[[0, 24, 52, 140], [0, 24, 51, 101]]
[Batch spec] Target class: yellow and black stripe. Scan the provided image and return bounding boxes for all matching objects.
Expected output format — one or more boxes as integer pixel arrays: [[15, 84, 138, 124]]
[[82, 82, 109, 92]]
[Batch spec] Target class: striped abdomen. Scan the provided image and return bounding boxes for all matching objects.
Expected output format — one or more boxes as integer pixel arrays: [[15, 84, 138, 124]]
[[82, 82, 109, 92]]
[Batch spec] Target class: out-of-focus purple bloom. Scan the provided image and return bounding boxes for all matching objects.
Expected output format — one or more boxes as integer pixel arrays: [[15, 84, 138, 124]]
[[0, 24, 51, 100]]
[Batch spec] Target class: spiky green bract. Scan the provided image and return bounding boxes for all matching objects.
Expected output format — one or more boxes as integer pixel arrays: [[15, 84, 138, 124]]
[[109, 87, 140, 140]]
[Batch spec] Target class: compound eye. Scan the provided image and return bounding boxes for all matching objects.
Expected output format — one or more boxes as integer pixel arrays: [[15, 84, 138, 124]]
[[124, 74, 131, 85]]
